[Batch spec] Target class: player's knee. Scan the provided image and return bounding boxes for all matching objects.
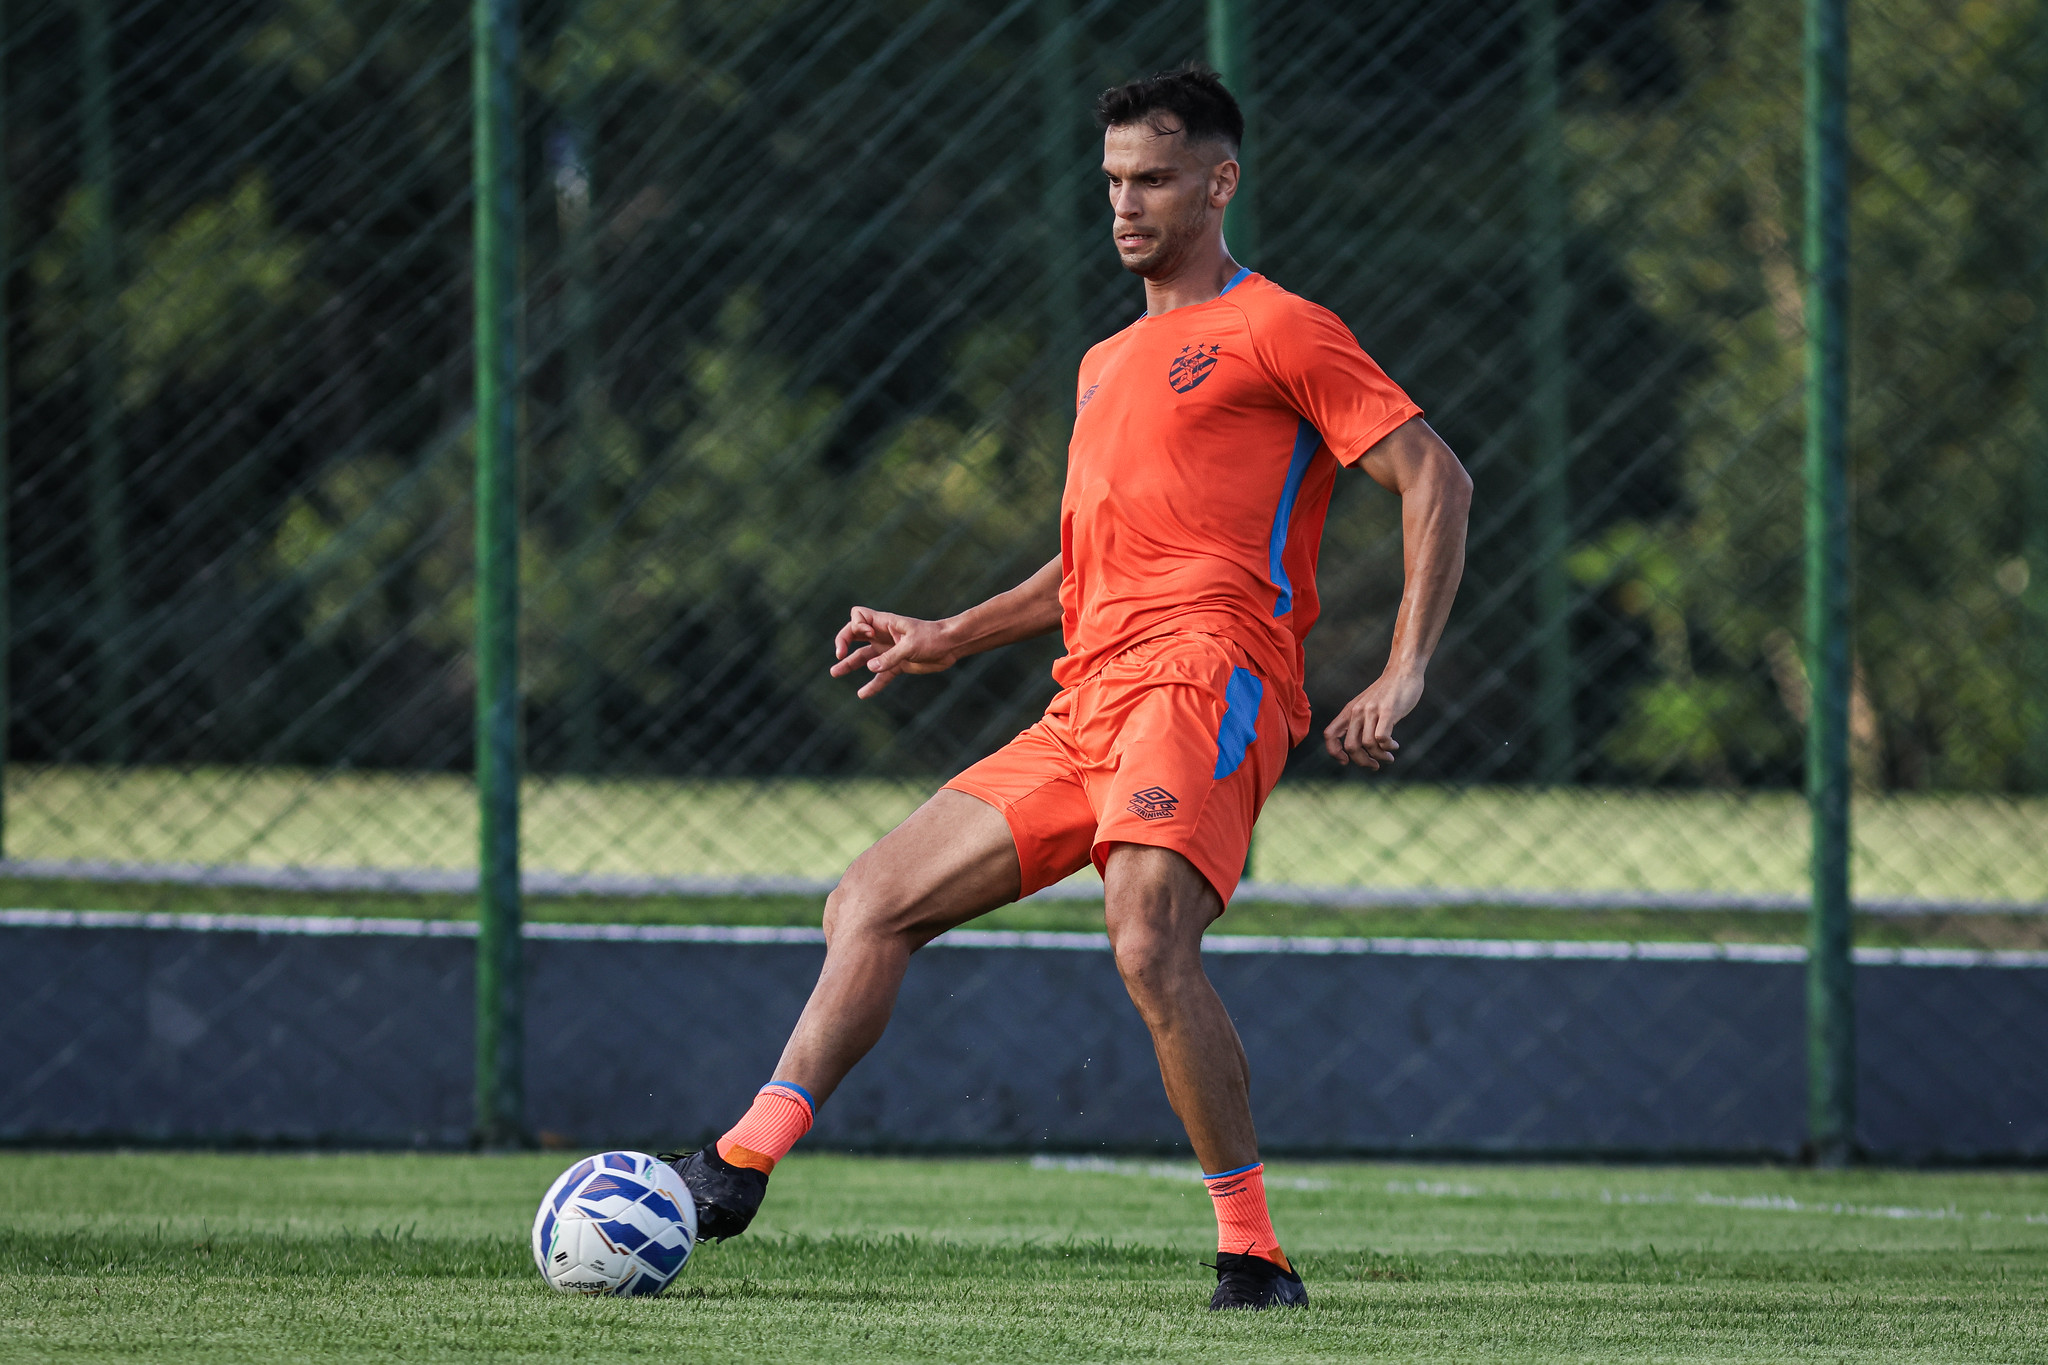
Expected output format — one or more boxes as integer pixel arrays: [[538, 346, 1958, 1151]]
[[821, 867, 916, 946], [1108, 922, 1192, 1005], [821, 881, 882, 944]]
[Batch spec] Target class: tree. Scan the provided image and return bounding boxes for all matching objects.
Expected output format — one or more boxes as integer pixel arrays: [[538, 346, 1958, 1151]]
[[1566, 0, 2034, 789]]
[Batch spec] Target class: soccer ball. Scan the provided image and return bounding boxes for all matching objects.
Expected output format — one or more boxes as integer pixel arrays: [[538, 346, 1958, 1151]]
[[532, 1151, 698, 1296]]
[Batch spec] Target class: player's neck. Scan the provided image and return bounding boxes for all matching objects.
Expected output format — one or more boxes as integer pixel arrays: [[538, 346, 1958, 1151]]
[[1141, 241, 1245, 317]]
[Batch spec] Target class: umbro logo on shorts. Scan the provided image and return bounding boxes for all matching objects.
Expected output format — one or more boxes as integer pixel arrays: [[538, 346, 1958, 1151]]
[[1126, 786, 1180, 821], [1167, 344, 1222, 394]]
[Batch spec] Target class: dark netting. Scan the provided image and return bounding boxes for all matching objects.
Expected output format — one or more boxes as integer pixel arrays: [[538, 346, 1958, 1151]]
[[0, 0, 2041, 944]]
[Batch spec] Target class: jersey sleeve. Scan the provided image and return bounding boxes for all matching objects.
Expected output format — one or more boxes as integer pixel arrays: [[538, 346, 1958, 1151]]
[[1246, 299, 1422, 466]]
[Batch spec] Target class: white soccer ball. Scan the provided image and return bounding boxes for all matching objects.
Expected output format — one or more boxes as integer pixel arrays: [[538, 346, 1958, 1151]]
[[532, 1150, 698, 1296]]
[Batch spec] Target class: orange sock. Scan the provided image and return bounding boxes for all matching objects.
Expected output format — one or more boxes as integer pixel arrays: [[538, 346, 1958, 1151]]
[[1205, 1162, 1290, 1271], [715, 1082, 815, 1173]]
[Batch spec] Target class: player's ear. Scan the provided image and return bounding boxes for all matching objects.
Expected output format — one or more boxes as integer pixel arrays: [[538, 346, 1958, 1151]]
[[1210, 157, 1239, 210]]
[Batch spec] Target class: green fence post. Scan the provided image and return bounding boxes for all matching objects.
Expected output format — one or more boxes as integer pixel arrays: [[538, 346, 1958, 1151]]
[[79, 0, 124, 762], [556, 9, 600, 774], [0, 0, 9, 856], [473, 0, 525, 1150], [1803, 0, 1854, 1168], [1524, 0, 1573, 781], [1206, 0, 1256, 265]]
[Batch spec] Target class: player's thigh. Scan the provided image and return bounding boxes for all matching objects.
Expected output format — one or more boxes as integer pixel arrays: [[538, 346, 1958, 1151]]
[[828, 788, 1022, 946]]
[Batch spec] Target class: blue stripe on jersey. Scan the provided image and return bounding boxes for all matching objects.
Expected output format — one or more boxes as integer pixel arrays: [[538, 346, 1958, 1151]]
[[1213, 668, 1265, 781], [1220, 265, 1252, 294], [1268, 420, 1321, 616]]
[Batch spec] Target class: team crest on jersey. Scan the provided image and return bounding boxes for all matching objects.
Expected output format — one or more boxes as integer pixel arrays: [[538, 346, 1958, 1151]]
[[1126, 786, 1180, 821], [1167, 344, 1222, 394]]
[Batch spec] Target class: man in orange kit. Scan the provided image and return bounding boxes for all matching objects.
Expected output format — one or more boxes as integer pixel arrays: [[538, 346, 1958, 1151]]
[[669, 64, 1471, 1310]]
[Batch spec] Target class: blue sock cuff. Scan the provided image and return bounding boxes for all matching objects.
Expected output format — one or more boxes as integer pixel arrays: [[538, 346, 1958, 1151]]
[[1203, 1162, 1263, 1181], [761, 1080, 816, 1115]]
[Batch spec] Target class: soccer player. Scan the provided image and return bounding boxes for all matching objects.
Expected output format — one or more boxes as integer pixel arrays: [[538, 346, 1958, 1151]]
[[669, 65, 1471, 1310]]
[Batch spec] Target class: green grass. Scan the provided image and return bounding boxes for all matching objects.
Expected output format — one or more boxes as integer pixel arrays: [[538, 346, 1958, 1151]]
[[12, 764, 2048, 905], [3, 1153, 2046, 1362], [9, 764, 2047, 949]]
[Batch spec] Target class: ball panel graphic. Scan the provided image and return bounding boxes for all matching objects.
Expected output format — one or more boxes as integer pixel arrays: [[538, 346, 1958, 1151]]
[[531, 1150, 696, 1296]]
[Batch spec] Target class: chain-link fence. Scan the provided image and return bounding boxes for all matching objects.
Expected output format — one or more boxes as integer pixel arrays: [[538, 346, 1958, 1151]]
[[2, 0, 2045, 925]]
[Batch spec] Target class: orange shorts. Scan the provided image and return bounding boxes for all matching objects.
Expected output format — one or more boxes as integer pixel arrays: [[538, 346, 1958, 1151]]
[[946, 632, 1292, 905]]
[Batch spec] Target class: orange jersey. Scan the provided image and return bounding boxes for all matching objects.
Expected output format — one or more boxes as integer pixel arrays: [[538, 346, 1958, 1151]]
[[1057, 269, 1422, 738]]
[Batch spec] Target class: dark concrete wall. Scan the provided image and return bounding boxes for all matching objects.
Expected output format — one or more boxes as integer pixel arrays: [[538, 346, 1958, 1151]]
[[3, 923, 2042, 1158]]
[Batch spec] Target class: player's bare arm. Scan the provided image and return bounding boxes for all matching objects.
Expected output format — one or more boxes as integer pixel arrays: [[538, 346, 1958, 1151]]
[[1323, 416, 1471, 770], [829, 555, 1062, 699]]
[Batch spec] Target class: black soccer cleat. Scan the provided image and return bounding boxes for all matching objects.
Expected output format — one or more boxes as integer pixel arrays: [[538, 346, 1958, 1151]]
[[660, 1145, 768, 1241], [1207, 1250, 1309, 1310]]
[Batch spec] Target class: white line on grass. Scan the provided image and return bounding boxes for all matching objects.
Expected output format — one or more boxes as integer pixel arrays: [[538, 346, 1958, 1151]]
[[1031, 1164, 2048, 1223], [1378, 1175, 2048, 1223]]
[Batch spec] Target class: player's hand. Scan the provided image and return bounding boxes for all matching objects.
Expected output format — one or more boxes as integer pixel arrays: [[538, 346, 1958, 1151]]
[[830, 607, 960, 699], [1323, 668, 1426, 769]]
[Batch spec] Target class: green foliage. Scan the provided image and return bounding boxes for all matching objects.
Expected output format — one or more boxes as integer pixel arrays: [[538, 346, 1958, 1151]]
[[15, 0, 2045, 796], [271, 289, 1063, 766], [29, 173, 320, 408], [531, 0, 750, 100], [1570, 0, 2037, 789]]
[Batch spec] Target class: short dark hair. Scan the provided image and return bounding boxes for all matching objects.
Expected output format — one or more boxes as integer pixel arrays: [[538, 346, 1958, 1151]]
[[1094, 63, 1244, 156]]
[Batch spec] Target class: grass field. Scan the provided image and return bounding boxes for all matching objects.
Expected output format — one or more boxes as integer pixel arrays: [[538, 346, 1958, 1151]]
[[3, 1152, 2046, 1362], [12, 765, 2048, 905]]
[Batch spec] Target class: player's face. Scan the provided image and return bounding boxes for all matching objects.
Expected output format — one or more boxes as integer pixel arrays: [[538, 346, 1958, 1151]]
[[1102, 121, 1237, 277]]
